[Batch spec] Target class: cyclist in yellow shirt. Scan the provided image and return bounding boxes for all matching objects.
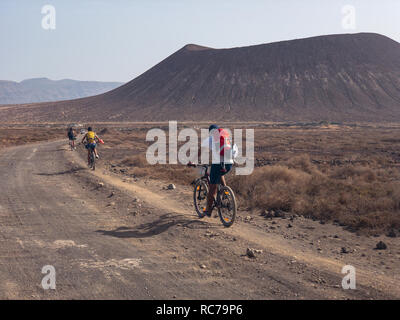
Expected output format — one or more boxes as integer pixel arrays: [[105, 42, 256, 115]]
[[81, 127, 100, 165]]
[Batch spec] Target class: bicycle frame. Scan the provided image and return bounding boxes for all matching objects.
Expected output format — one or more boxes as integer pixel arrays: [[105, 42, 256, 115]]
[[194, 164, 231, 186], [195, 164, 226, 208], [199, 165, 210, 185]]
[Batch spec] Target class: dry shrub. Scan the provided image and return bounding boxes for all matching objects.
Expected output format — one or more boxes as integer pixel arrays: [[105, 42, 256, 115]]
[[286, 154, 315, 174], [331, 165, 377, 182], [228, 155, 400, 234], [119, 154, 148, 168], [231, 166, 310, 212]]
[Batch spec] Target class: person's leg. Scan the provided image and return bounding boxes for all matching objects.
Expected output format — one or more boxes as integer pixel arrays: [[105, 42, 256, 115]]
[[205, 184, 217, 214], [90, 143, 98, 157], [205, 164, 222, 216], [220, 175, 226, 187], [220, 164, 232, 187]]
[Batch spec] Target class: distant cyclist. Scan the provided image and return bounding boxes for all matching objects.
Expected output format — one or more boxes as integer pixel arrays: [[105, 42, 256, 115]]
[[188, 124, 237, 217], [81, 126, 100, 165], [67, 127, 76, 150]]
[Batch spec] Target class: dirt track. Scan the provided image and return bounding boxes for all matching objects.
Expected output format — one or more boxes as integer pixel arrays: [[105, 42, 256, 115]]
[[0, 140, 399, 299]]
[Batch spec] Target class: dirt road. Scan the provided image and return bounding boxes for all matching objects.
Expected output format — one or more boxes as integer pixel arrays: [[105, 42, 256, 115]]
[[0, 140, 398, 299]]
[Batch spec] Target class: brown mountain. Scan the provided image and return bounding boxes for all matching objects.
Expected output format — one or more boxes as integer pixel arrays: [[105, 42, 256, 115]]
[[0, 78, 123, 105], [1, 32, 400, 123]]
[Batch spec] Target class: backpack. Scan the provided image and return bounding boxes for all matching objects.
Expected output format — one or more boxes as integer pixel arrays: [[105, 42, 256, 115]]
[[86, 131, 95, 143], [218, 128, 232, 156]]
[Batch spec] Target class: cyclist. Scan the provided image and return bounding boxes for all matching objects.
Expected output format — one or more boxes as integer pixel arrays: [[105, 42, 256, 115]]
[[81, 126, 100, 165], [67, 127, 76, 150], [189, 124, 237, 217]]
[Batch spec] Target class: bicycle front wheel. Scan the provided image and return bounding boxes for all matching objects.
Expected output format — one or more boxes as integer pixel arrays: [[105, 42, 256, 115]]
[[193, 179, 208, 218], [217, 186, 237, 227]]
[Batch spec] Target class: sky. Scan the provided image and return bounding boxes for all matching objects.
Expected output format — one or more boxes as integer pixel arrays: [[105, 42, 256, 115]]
[[1, 0, 399, 83]]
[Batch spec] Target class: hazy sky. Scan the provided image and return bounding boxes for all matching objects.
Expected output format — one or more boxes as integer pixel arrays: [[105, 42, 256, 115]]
[[1, 0, 399, 83]]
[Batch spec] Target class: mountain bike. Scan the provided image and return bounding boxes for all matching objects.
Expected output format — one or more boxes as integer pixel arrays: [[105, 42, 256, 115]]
[[188, 164, 237, 227]]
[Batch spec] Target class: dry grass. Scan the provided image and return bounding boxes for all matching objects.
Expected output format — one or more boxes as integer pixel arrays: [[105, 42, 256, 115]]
[[120, 153, 148, 168], [117, 153, 197, 182], [230, 157, 400, 234], [0, 127, 65, 150]]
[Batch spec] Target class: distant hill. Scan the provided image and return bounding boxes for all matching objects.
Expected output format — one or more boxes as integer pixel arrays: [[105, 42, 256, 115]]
[[1, 33, 400, 122], [0, 78, 123, 105]]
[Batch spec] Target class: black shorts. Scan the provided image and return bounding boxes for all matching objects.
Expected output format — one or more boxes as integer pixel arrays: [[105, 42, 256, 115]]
[[210, 164, 232, 184], [85, 142, 96, 150]]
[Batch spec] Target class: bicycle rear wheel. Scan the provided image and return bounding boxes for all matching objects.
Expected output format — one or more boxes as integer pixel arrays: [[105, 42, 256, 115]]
[[193, 179, 208, 218], [217, 186, 237, 227]]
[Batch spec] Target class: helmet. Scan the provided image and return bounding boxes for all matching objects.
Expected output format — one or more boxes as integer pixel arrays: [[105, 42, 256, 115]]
[[208, 124, 219, 132], [88, 127, 92, 131]]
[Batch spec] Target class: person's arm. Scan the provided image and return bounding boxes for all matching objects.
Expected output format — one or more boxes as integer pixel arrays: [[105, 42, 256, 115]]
[[81, 134, 87, 144]]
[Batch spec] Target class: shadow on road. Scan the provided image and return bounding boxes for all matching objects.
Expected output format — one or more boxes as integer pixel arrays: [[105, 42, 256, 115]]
[[36, 167, 85, 176], [96, 213, 210, 239]]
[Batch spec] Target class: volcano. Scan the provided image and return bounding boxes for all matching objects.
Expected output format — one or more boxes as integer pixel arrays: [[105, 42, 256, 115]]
[[2, 32, 400, 123]]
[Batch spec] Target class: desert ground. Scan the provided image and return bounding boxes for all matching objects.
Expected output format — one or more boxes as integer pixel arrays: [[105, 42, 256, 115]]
[[0, 124, 65, 150], [0, 122, 399, 299]]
